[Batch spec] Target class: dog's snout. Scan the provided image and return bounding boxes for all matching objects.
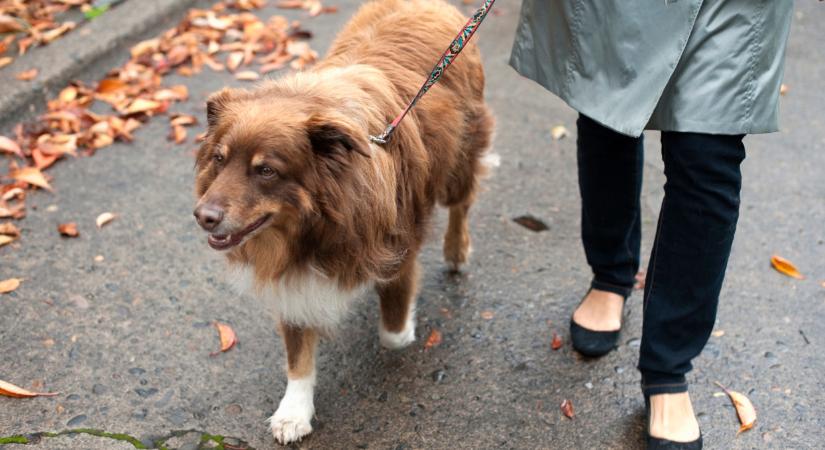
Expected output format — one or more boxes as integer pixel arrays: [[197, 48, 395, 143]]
[[194, 203, 225, 231]]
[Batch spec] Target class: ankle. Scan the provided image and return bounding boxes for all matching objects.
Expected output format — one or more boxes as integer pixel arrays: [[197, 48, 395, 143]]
[[572, 289, 624, 331], [648, 392, 701, 443]]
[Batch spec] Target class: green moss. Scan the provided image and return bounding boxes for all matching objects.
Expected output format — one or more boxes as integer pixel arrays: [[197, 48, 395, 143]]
[[0, 428, 252, 449], [0, 436, 29, 444]]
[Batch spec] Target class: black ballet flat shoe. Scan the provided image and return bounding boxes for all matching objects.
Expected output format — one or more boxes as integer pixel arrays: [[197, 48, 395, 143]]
[[569, 319, 621, 357], [645, 396, 703, 450], [569, 291, 625, 357]]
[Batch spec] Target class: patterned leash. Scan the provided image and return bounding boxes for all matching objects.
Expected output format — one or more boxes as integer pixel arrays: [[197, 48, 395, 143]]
[[369, 0, 496, 145]]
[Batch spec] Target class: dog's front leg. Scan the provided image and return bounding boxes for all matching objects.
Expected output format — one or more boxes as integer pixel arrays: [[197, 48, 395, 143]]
[[271, 322, 318, 444]]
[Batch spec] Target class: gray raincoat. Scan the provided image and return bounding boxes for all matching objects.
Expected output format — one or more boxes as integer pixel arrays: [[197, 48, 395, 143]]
[[509, 0, 794, 137]]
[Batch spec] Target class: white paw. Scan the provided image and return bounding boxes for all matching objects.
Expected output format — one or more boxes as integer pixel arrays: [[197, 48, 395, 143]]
[[379, 316, 416, 350], [270, 376, 315, 444], [270, 412, 313, 445]]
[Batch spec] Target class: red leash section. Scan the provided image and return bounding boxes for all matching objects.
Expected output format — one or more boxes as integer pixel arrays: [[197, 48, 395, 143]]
[[369, 0, 496, 145]]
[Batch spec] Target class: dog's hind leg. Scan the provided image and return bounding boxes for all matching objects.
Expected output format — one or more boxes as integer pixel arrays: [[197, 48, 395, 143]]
[[443, 199, 473, 272], [270, 323, 318, 444], [377, 256, 419, 349], [443, 104, 494, 271]]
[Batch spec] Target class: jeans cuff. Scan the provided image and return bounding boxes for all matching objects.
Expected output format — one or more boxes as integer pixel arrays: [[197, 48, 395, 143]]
[[590, 279, 633, 299], [640, 372, 688, 396]]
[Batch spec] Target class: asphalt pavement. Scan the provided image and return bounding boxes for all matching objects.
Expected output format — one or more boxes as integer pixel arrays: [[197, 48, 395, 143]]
[[1, 1, 824, 449]]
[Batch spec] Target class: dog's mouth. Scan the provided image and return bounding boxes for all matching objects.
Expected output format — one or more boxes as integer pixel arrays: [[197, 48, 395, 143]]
[[207, 214, 271, 251]]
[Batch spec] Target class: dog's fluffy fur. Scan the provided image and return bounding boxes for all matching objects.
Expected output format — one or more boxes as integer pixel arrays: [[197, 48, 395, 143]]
[[194, 0, 493, 443]]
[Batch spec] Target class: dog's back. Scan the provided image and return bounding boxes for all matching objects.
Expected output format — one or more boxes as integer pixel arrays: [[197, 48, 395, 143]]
[[319, 0, 494, 209]]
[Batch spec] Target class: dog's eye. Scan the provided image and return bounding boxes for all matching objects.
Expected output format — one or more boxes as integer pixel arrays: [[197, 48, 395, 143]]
[[213, 153, 225, 164], [256, 165, 276, 178]]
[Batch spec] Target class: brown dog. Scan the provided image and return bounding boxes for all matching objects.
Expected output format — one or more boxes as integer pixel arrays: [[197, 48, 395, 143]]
[[194, 0, 494, 444]]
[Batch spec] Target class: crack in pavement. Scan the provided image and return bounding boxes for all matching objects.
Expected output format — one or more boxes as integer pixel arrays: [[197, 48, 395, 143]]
[[0, 428, 254, 450]]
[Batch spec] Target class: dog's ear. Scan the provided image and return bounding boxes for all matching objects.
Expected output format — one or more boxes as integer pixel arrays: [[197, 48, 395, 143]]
[[206, 88, 240, 128], [306, 115, 371, 159]]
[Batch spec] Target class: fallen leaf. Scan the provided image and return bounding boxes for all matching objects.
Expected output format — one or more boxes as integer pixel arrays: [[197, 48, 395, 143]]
[[551, 125, 568, 140], [15, 69, 38, 81], [0, 235, 15, 247], [58, 86, 78, 103], [711, 330, 725, 338], [0, 222, 20, 237], [170, 114, 197, 127], [211, 322, 237, 355], [124, 98, 162, 115], [0, 379, 58, 398], [770, 255, 804, 280], [513, 215, 549, 232], [780, 84, 789, 95], [0, 14, 25, 34], [226, 51, 244, 71], [57, 222, 79, 237], [95, 212, 116, 228], [0, 135, 24, 158], [235, 70, 260, 81], [96, 78, 127, 94], [0, 278, 21, 294], [424, 329, 442, 349], [169, 124, 187, 144], [560, 399, 574, 419], [480, 310, 494, 320], [0, 57, 12, 69], [11, 166, 52, 191], [551, 332, 563, 350], [715, 382, 756, 434]]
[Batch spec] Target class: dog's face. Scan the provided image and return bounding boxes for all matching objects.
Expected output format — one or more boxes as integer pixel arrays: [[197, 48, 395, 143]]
[[193, 88, 370, 251]]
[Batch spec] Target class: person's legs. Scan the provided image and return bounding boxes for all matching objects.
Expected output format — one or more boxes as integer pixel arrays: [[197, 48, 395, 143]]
[[640, 131, 746, 441], [574, 114, 643, 332]]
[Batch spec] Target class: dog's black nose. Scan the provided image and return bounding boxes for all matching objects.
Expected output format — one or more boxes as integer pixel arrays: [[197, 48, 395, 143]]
[[194, 204, 224, 231]]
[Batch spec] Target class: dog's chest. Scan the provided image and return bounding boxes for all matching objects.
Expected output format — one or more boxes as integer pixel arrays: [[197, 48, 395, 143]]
[[227, 265, 368, 329]]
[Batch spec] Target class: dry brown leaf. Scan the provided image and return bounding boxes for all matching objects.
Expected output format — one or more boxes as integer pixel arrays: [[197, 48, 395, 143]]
[[211, 322, 237, 355], [11, 167, 52, 191], [96, 78, 127, 94], [711, 330, 725, 338], [226, 51, 244, 71], [0, 56, 13, 69], [40, 22, 76, 44], [170, 124, 187, 144], [780, 84, 789, 95], [0, 14, 25, 34], [170, 114, 197, 127], [551, 332, 563, 350], [0, 278, 21, 294], [0, 235, 15, 247], [480, 310, 494, 320], [58, 86, 77, 103], [95, 212, 116, 228], [715, 382, 756, 434], [0, 222, 20, 237], [57, 222, 79, 237], [124, 98, 162, 115], [0, 379, 58, 398], [32, 148, 58, 170], [424, 329, 442, 349], [770, 255, 804, 280], [551, 125, 568, 140], [15, 69, 38, 81], [560, 399, 574, 419], [0, 135, 24, 158], [235, 70, 260, 81]]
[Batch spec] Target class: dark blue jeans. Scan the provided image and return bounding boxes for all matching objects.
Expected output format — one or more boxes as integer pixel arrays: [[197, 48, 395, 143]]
[[576, 114, 746, 396]]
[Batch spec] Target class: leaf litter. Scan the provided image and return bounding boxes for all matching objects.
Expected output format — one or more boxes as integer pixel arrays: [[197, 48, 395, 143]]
[[0, 378, 58, 398], [211, 322, 238, 356], [1, 0, 324, 248]]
